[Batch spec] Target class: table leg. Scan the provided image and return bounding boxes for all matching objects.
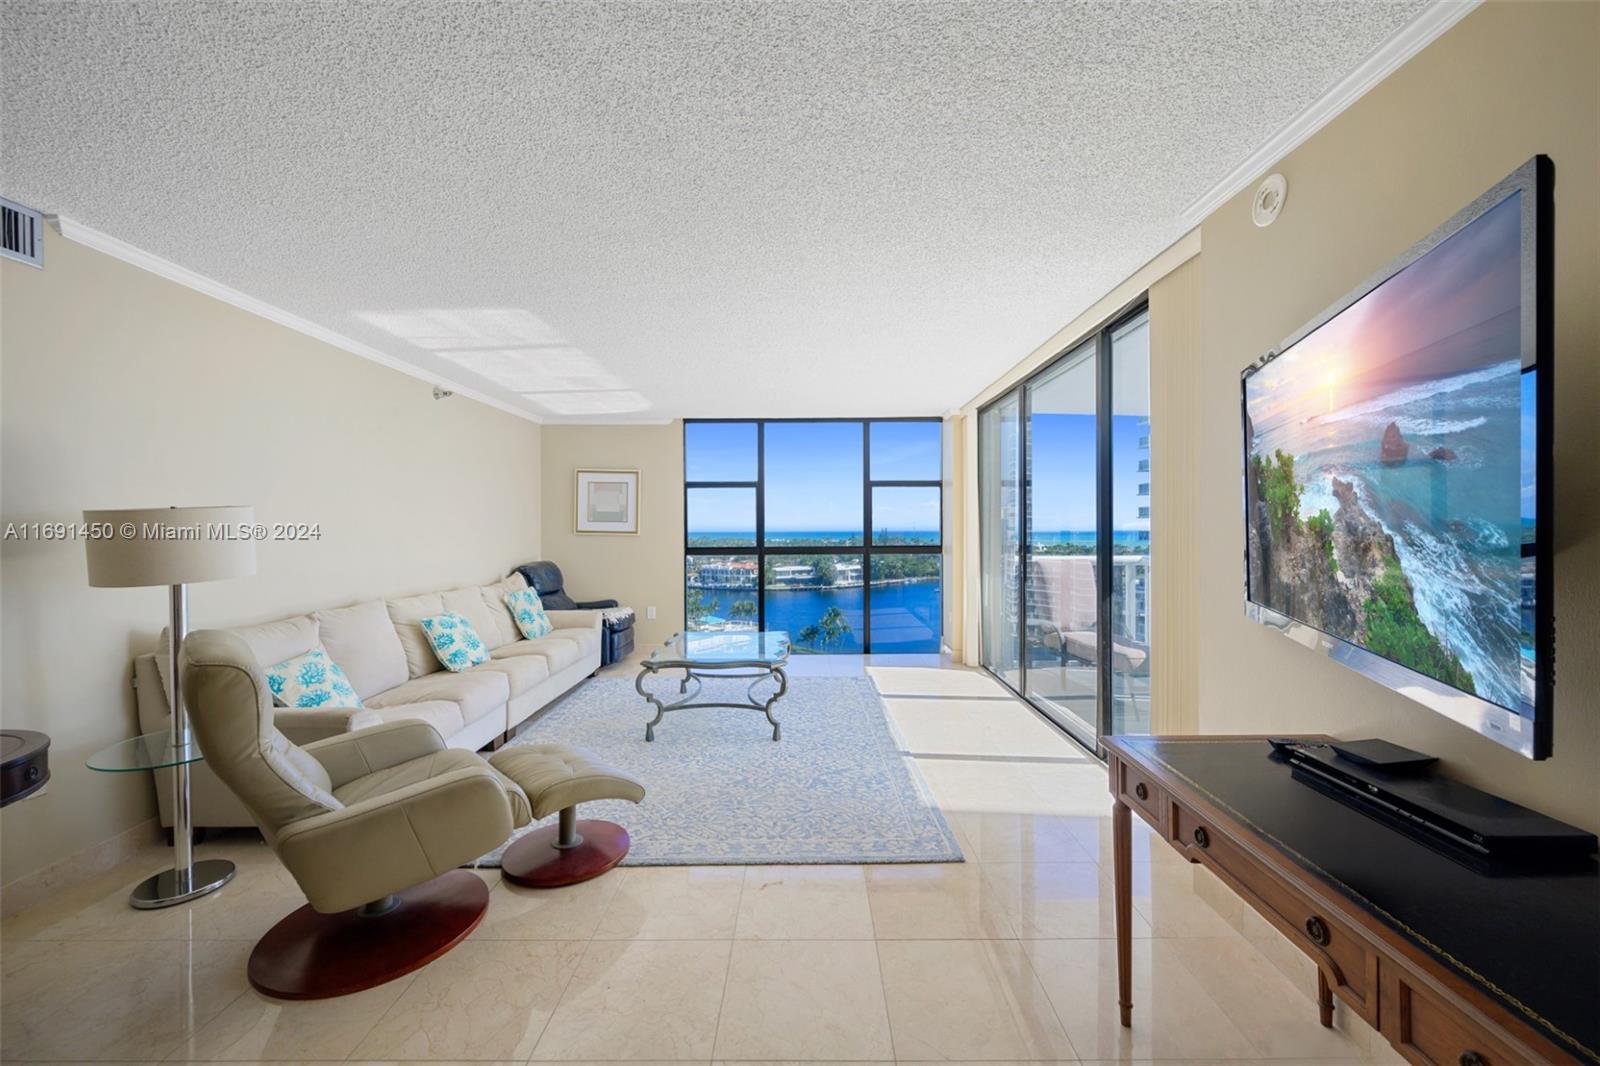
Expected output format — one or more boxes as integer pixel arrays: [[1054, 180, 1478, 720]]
[[637, 663, 665, 741], [1317, 968, 1334, 1027], [1113, 798, 1133, 1027], [760, 665, 788, 741]]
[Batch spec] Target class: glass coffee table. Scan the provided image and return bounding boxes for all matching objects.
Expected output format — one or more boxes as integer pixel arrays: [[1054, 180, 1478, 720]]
[[636, 630, 791, 741]]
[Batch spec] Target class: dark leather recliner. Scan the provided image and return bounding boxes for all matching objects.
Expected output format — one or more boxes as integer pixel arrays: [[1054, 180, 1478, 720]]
[[514, 562, 634, 665], [515, 561, 618, 611]]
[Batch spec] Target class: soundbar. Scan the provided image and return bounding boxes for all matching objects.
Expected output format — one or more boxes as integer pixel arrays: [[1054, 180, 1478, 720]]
[[1276, 740, 1596, 870]]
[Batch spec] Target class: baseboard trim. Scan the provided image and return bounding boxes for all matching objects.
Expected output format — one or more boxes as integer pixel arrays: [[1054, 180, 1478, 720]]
[[0, 815, 163, 918]]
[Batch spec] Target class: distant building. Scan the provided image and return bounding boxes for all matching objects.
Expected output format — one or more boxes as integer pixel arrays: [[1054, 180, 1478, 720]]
[[770, 564, 814, 585], [695, 560, 758, 587]]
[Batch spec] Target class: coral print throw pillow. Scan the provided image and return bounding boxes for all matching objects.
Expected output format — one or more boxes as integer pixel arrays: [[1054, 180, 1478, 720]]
[[264, 647, 364, 709], [420, 611, 490, 672], [504, 587, 554, 640]]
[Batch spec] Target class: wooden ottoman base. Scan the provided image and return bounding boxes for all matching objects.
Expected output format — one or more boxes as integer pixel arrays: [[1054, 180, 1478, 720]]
[[248, 869, 488, 1000], [501, 819, 630, 888]]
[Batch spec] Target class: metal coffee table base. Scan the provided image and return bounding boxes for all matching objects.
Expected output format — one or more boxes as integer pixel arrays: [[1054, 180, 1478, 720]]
[[636, 663, 789, 741]]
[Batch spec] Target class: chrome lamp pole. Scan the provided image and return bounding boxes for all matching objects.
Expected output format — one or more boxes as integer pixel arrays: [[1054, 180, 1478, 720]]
[[84, 505, 256, 908]]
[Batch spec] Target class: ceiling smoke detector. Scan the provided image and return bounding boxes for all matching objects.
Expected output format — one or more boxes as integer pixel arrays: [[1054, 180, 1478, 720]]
[[1252, 173, 1287, 227]]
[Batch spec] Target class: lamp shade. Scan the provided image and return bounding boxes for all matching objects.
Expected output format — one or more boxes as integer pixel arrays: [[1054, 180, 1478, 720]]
[[83, 506, 257, 588]]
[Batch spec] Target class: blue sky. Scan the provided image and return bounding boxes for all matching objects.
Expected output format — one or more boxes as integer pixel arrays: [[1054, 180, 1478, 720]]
[[685, 417, 1148, 535], [1027, 413, 1151, 531], [686, 421, 941, 534]]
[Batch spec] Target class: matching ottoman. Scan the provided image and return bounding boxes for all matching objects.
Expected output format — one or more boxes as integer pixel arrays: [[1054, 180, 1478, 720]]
[[489, 744, 645, 887]]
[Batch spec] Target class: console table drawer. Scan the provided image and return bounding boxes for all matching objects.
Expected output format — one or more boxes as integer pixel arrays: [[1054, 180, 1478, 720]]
[[1381, 963, 1527, 1066], [1116, 758, 1165, 828], [1170, 799, 1378, 1022]]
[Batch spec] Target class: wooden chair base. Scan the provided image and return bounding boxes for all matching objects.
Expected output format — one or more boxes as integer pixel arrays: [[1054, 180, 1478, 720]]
[[248, 869, 488, 1000], [501, 819, 630, 887]]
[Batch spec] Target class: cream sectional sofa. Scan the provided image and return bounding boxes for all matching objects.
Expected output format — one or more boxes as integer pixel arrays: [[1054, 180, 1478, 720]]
[[133, 571, 602, 830]]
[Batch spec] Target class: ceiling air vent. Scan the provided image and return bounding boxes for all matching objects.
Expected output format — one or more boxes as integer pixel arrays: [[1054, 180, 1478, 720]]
[[1, 197, 44, 268]]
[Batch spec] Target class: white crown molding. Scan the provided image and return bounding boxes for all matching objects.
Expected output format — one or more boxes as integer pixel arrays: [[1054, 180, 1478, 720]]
[[48, 216, 543, 424], [1178, 0, 1481, 227]]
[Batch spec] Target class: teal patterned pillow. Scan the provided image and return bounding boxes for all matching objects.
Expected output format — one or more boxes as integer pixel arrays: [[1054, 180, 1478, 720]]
[[420, 611, 490, 672], [504, 587, 553, 640], [264, 647, 364, 709]]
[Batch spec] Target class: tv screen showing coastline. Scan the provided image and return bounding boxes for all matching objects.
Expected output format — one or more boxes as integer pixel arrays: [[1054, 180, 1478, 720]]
[[1243, 189, 1533, 720]]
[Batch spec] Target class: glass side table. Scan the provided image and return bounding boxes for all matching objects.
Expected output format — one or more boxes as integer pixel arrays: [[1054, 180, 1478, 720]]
[[87, 731, 235, 908]]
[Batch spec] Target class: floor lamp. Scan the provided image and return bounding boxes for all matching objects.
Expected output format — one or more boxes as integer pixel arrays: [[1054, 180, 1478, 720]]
[[85, 505, 256, 908]]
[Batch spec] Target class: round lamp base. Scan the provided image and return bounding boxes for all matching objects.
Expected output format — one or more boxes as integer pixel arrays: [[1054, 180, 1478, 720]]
[[129, 858, 235, 909]]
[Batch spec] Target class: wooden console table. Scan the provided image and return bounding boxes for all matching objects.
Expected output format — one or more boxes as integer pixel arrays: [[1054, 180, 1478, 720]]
[[1104, 735, 1598, 1065]]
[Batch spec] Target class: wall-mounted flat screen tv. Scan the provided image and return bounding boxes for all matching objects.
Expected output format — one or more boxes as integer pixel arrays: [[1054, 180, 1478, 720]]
[[1242, 156, 1553, 759]]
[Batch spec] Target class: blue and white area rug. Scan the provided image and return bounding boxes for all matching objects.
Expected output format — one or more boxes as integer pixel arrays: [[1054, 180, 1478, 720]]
[[479, 674, 963, 866]]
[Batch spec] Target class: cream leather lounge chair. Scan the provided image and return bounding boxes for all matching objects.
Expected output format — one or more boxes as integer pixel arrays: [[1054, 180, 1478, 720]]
[[181, 629, 643, 999]]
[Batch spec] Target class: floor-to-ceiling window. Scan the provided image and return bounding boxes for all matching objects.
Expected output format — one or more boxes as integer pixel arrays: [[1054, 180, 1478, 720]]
[[685, 419, 943, 654], [1108, 312, 1152, 735], [978, 395, 1022, 689], [978, 302, 1151, 749], [1024, 338, 1100, 740]]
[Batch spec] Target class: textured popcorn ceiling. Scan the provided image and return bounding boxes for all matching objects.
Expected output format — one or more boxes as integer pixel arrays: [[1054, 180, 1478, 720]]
[[1, 1, 1427, 421]]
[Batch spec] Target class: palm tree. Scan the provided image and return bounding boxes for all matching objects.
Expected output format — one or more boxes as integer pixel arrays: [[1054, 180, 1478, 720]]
[[730, 599, 757, 627], [798, 606, 853, 651]]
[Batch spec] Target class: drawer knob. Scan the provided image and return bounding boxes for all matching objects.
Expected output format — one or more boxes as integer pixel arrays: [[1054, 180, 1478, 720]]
[[1459, 1053, 1487, 1066], [1134, 782, 1149, 801], [1305, 915, 1330, 946], [1192, 826, 1210, 849]]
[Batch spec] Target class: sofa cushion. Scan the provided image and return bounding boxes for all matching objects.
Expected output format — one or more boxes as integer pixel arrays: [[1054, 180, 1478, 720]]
[[360, 700, 466, 740], [470, 652, 551, 697], [386, 591, 446, 678], [264, 647, 364, 709], [365, 669, 509, 726], [420, 612, 491, 672], [156, 613, 319, 700], [442, 585, 513, 650], [477, 573, 527, 649], [551, 625, 601, 659], [491, 633, 586, 673], [313, 600, 408, 699]]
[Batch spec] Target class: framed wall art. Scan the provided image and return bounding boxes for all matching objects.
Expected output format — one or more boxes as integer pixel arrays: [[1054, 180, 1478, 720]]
[[575, 468, 640, 534]]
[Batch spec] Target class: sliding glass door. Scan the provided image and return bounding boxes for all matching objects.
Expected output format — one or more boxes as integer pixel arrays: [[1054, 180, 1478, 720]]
[[978, 303, 1151, 750], [979, 394, 1022, 689], [1024, 339, 1100, 740], [1109, 313, 1152, 735]]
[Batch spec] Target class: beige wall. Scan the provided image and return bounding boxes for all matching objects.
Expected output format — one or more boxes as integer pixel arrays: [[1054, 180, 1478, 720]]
[[1192, 2, 1599, 830], [0, 235, 544, 887], [941, 413, 967, 661], [1146, 256, 1202, 736], [539, 423, 685, 647]]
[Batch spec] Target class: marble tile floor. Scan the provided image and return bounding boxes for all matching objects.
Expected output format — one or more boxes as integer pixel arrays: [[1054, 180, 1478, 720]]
[[0, 652, 1399, 1064]]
